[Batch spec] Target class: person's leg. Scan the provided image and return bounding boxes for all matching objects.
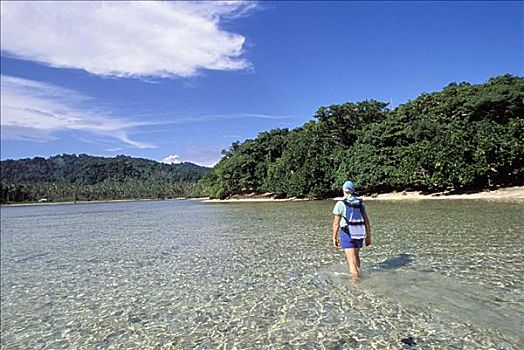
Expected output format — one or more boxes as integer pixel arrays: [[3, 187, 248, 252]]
[[354, 239, 363, 274], [344, 248, 361, 282]]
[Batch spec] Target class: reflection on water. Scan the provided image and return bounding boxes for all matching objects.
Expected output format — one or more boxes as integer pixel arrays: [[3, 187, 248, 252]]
[[1, 199, 523, 349]]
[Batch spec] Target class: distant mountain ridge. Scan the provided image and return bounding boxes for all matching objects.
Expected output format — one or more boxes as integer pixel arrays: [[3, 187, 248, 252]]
[[0, 154, 211, 185]]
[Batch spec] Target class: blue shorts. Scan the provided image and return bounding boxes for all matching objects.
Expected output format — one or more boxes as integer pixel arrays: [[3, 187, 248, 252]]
[[340, 230, 364, 249]]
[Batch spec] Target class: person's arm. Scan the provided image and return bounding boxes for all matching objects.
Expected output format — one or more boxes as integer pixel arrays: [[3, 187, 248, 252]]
[[364, 212, 372, 247], [332, 215, 341, 248]]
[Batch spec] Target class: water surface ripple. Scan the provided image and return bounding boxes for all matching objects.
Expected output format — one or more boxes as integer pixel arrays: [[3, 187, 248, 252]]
[[1, 200, 523, 349]]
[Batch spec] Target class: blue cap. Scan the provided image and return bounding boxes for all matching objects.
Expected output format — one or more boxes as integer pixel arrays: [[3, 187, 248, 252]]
[[342, 181, 355, 192]]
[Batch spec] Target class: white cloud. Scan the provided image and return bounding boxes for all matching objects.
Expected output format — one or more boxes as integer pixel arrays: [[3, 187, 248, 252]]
[[161, 154, 182, 164], [162, 147, 220, 167], [1, 75, 155, 148], [0, 1, 254, 78]]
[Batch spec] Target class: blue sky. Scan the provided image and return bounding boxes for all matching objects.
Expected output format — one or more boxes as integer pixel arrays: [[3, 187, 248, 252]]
[[1, 1, 522, 166]]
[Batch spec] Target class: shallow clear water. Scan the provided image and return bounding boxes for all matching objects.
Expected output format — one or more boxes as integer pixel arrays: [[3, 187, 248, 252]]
[[1, 199, 523, 349]]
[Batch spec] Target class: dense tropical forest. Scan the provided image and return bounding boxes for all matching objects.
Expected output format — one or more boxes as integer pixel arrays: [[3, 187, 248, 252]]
[[201, 74, 523, 199], [0, 154, 211, 203], [2, 74, 522, 203]]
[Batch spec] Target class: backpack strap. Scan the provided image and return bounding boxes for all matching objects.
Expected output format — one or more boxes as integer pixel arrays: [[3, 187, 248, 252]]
[[340, 199, 363, 225], [342, 198, 362, 208]]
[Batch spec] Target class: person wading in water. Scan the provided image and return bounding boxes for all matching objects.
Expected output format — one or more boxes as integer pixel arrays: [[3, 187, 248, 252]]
[[332, 181, 372, 282]]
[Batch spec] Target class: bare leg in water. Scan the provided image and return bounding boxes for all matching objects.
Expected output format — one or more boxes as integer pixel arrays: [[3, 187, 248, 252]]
[[345, 248, 361, 282]]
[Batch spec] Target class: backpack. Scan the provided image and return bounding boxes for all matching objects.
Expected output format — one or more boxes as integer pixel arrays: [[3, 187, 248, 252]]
[[341, 198, 366, 239]]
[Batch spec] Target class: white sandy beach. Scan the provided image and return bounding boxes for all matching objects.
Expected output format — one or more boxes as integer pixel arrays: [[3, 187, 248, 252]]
[[360, 186, 524, 201], [203, 186, 524, 203]]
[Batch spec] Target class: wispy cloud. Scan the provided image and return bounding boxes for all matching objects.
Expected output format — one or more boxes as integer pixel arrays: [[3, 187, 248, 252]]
[[1, 75, 155, 148], [208, 113, 295, 120], [0, 1, 255, 79], [135, 112, 297, 126]]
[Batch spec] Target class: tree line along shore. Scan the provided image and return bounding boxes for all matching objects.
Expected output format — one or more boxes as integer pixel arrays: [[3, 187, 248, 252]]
[[1, 75, 522, 204], [201, 74, 523, 199]]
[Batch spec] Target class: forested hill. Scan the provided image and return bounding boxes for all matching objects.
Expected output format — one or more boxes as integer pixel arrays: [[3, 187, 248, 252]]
[[1, 154, 210, 184], [202, 74, 524, 199], [0, 154, 211, 203]]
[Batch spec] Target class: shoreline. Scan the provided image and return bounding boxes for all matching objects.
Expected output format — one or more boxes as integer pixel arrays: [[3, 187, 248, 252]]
[[2, 187, 522, 206], [360, 186, 524, 201], [204, 186, 524, 203], [0, 198, 185, 208]]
